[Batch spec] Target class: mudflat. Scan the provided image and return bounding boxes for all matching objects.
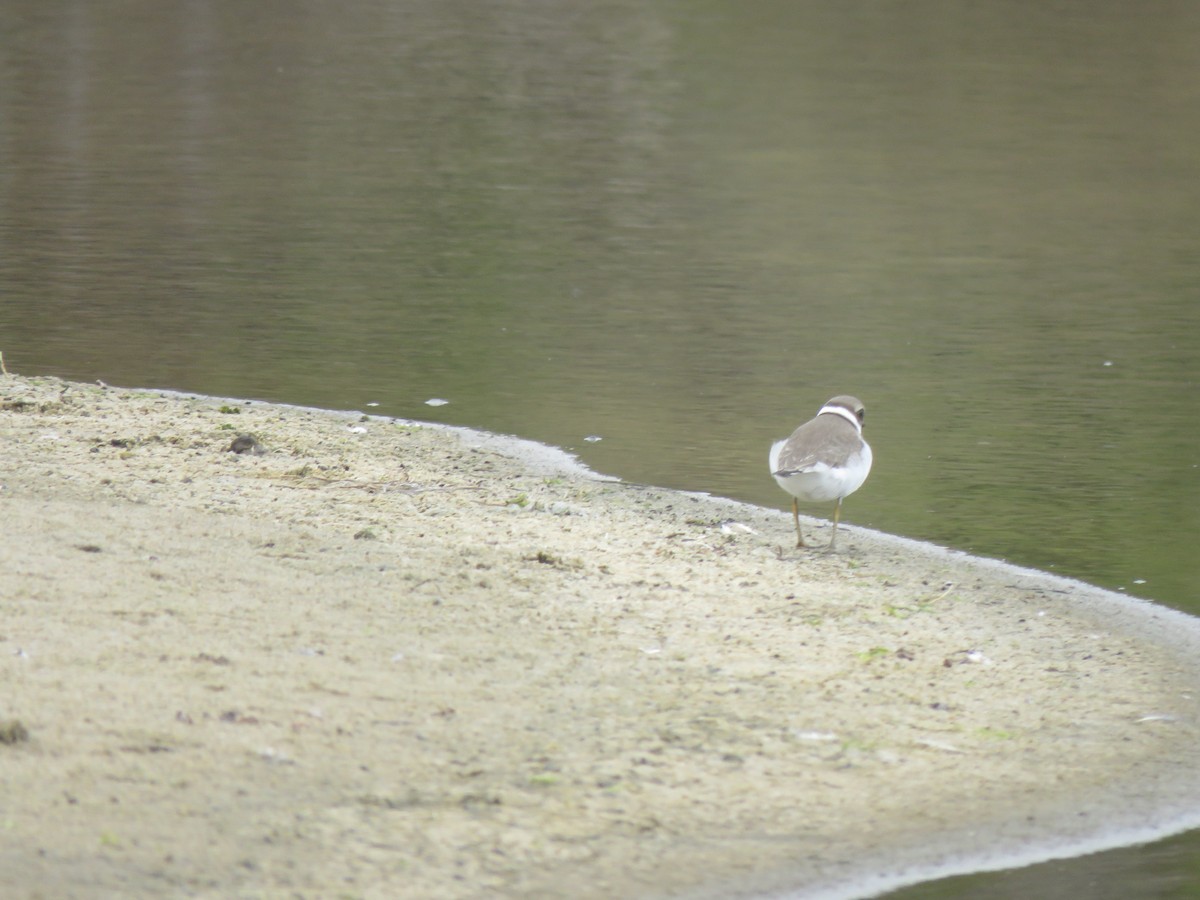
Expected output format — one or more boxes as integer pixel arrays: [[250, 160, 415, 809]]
[[2, 375, 1198, 899]]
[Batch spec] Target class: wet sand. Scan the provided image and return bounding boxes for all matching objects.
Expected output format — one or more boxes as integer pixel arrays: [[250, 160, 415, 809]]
[[2, 374, 1198, 899]]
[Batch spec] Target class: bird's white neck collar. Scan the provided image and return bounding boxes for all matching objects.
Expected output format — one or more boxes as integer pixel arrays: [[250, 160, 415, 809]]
[[818, 404, 862, 433]]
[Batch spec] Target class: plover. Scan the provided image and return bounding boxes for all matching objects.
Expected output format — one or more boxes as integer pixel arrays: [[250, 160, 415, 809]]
[[769, 395, 872, 549]]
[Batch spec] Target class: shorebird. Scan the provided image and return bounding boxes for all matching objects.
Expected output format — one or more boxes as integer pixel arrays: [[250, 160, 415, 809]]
[[769, 395, 872, 550]]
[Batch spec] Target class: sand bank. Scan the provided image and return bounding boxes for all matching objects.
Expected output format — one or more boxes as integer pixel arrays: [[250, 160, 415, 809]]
[[2, 375, 1198, 899]]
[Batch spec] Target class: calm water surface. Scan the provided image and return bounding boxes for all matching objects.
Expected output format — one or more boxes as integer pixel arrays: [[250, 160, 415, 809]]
[[2, 2, 1198, 897]]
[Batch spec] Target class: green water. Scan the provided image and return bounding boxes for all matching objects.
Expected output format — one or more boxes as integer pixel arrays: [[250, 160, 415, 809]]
[[2, 2, 1198, 896]]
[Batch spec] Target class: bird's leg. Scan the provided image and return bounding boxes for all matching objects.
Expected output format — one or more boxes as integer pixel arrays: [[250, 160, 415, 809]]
[[792, 498, 807, 548], [828, 497, 843, 550]]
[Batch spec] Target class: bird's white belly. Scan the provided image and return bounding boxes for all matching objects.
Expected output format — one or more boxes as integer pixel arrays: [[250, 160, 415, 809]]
[[771, 444, 873, 503]]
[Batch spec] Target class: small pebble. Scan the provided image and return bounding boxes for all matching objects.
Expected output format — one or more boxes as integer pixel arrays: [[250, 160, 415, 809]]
[[228, 434, 265, 455]]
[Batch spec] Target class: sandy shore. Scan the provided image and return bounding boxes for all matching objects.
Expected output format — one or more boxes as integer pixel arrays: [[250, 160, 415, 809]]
[[2, 374, 1198, 899]]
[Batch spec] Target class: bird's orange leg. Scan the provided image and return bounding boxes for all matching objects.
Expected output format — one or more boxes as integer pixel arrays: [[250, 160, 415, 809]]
[[828, 498, 844, 550], [793, 498, 807, 548]]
